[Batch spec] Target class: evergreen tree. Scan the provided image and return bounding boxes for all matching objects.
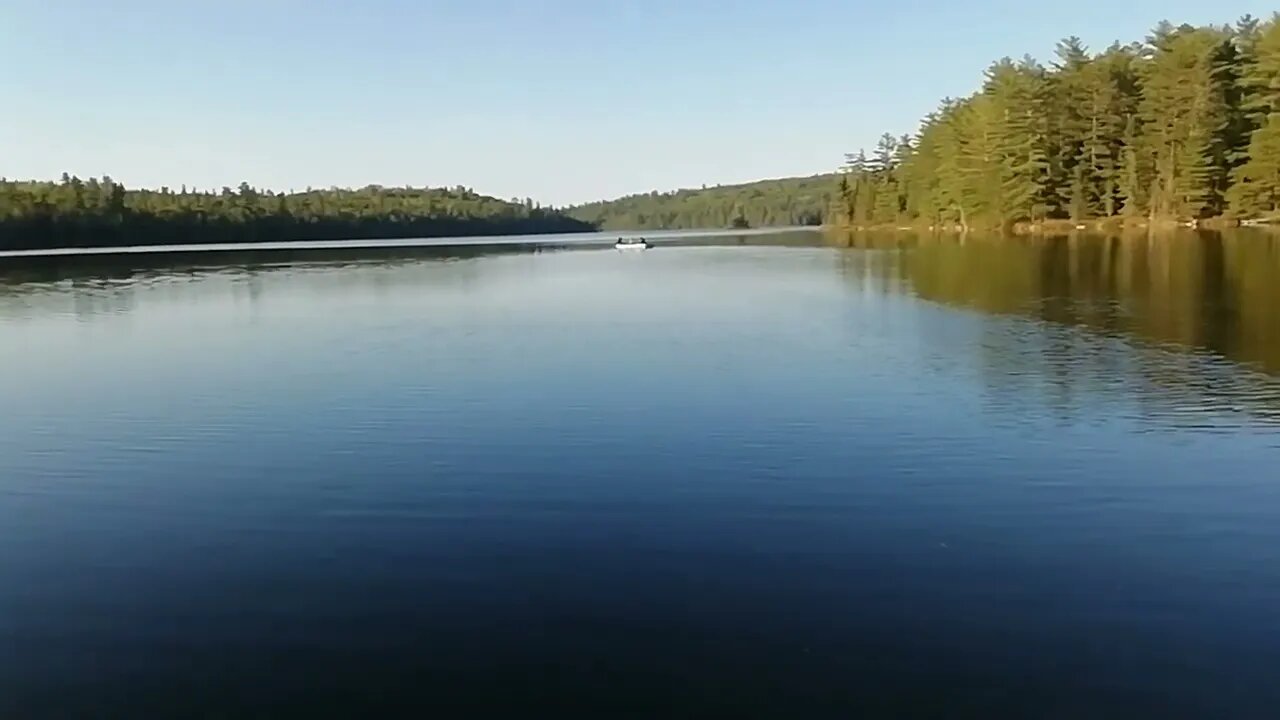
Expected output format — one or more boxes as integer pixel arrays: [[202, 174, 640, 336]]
[[871, 134, 902, 224], [1239, 15, 1280, 124], [1117, 113, 1149, 216], [1228, 112, 1280, 214], [1047, 37, 1094, 218], [900, 112, 945, 224], [983, 57, 1050, 224], [826, 13, 1280, 227], [935, 98, 979, 228], [1139, 25, 1234, 218]]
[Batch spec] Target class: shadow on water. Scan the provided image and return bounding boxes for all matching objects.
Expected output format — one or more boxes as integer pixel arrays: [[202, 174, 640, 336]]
[[0, 229, 827, 290], [0, 229, 829, 326], [832, 228, 1280, 426], [0, 242, 563, 290], [833, 228, 1280, 374]]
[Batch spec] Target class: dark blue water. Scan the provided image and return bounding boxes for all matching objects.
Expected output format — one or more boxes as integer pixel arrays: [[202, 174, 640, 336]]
[[3, 233, 1279, 717]]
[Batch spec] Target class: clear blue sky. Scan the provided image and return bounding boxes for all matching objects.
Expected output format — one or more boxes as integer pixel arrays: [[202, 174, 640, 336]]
[[2, 0, 1274, 206]]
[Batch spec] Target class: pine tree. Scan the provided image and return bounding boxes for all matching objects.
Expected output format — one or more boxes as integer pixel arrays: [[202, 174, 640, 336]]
[[852, 173, 877, 225], [900, 113, 944, 224], [838, 150, 869, 223], [1239, 15, 1280, 123], [870, 134, 901, 224], [1228, 112, 1280, 214], [870, 134, 897, 174], [1047, 37, 1093, 218], [1077, 44, 1142, 216], [1117, 113, 1148, 217], [982, 58, 1049, 225], [1139, 25, 1234, 219], [1226, 16, 1265, 171], [939, 98, 985, 228]]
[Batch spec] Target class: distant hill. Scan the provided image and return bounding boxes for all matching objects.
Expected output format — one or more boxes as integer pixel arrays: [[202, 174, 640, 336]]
[[0, 178, 595, 252], [567, 174, 838, 231]]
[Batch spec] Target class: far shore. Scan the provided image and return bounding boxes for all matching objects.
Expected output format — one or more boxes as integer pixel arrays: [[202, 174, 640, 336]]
[[827, 215, 1280, 236], [0, 226, 824, 260]]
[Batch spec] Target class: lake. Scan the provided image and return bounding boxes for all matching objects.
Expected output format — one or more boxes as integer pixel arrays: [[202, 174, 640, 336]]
[[2, 229, 1279, 717]]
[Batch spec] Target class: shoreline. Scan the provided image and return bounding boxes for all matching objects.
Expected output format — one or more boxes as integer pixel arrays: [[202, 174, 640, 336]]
[[827, 215, 1280, 236], [0, 226, 822, 260]]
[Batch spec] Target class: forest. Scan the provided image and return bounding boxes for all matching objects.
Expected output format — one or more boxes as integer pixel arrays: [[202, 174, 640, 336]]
[[567, 175, 836, 230], [836, 15, 1280, 230], [0, 179, 594, 251], [12, 13, 1280, 246]]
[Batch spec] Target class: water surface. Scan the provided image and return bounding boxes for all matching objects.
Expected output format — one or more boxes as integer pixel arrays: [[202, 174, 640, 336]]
[[2, 229, 1279, 717]]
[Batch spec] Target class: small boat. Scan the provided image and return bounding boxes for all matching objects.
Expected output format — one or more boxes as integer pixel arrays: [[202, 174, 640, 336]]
[[615, 237, 650, 250]]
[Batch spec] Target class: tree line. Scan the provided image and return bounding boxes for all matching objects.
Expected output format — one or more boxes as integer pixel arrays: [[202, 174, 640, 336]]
[[567, 175, 836, 230], [0, 177, 594, 251], [836, 15, 1280, 230]]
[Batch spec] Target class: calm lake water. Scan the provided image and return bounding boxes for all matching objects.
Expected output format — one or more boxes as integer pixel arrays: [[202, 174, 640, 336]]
[[3, 229, 1279, 717]]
